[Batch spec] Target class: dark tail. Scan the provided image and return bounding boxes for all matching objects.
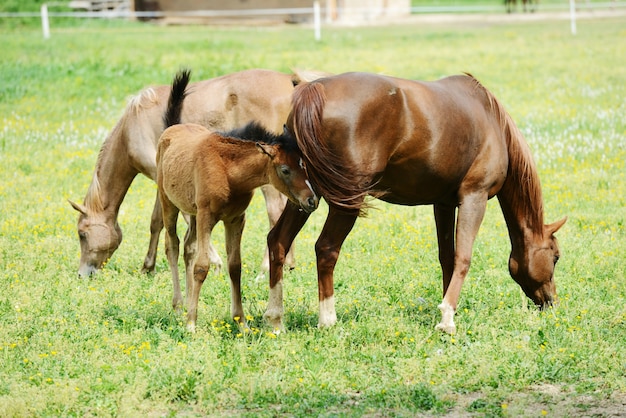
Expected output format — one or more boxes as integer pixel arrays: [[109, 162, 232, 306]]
[[292, 81, 371, 216], [163, 69, 191, 129]]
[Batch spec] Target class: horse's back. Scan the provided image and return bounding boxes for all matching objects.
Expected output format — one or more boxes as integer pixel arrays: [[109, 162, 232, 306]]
[[157, 124, 214, 215], [183, 69, 296, 133], [298, 72, 509, 206]]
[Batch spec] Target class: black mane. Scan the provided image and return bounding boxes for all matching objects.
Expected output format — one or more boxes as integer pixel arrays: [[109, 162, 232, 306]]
[[224, 122, 300, 153]]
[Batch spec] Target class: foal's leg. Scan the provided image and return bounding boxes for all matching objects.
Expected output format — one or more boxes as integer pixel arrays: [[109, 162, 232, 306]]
[[183, 213, 222, 274], [161, 198, 182, 311], [186, 211, 218, 332], [435, 192, 488, 335], [265, 201, 311, 331], [260, 185, 296, 277], [183, 215, 198, 309], [142, 191, 163, 274], [314, 206, 358, 327], [224, 213, 246, 325]]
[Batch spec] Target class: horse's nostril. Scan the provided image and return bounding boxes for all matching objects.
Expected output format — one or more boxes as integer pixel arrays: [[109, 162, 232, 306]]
[[308, 197, 318, 209]]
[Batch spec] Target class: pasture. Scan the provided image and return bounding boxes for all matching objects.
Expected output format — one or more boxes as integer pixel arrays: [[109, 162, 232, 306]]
[[1, 13, 625, 417]]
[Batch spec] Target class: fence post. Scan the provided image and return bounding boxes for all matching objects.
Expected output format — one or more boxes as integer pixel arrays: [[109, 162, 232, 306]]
[[569, 0, 577, 35], [41, 4, 50, 39], [314, 1, 321, 41]]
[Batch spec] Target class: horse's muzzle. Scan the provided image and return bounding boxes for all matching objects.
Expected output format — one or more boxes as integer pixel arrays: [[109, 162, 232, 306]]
[[301, 196, 319, 213], [78, 263, 98, 278]]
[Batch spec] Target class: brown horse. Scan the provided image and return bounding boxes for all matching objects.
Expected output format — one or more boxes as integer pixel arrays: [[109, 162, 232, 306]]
[[69, 68, 326, 278], [157, 70, 318, 332], [505, 0, 536, 13], [265, 72, 566, 334]]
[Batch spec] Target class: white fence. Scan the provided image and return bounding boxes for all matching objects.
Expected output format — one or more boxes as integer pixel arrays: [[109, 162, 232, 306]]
[[1, 1, 625, 39]]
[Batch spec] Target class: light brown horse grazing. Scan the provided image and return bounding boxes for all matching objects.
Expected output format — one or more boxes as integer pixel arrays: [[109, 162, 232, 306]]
[[265, 72, 566, 334], [69, 68, 326, 278], [157, 70, 318, 332]]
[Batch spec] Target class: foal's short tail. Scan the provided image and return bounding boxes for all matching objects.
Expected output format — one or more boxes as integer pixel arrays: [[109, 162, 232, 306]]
[[163, 68, 191, 128]]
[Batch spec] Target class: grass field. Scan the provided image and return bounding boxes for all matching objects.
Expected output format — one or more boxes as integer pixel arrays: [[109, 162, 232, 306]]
[[1, 12, 625, 417]]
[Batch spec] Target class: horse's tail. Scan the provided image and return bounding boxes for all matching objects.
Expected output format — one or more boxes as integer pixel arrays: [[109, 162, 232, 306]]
[[163, 68, 191, 128], [291, 81, 371, 216]]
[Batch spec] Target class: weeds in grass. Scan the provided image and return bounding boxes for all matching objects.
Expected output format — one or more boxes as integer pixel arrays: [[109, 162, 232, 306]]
[[1, 16, 625, 417]]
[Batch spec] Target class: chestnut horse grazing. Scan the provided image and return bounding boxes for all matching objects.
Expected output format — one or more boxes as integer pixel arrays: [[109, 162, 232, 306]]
[[157, 70, 318, 332], [69, 68, 325, 278], [265, 72, 566, 334]]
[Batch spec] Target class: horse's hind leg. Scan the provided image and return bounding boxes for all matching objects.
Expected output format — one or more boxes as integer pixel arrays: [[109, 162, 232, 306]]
[[186, 211, 218, 332], [259, 185, 296, 278], [224, 213, 246, 326], [161, 197, 183, 312], [142, 191, 163, 274], [314, 206, 358, 328], [265, 201, 311, 331], [183, 215, 198, 309]]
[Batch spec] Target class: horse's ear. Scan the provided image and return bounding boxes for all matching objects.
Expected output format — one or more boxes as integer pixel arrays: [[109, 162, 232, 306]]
[[546, 217, 567, 235], [256, 143, 277, 159], [69, 199, 88, 216]]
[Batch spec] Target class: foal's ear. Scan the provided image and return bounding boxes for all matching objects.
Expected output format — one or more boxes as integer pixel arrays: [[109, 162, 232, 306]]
[[256, 143, 277, 159], [546, 217, 567, 235], [69, 199, 88, 216]]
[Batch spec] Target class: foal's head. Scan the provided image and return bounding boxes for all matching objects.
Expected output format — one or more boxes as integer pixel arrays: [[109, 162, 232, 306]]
[[237, 123, 318, 213], [509, 218, 567, 309], [69, 200, 122, 277]]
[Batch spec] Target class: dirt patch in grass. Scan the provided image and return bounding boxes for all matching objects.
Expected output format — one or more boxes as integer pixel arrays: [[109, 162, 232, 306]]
[[440, 385, 626, 417]]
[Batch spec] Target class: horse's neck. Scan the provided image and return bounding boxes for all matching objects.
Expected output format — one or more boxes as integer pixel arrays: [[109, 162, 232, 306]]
[[496, 135, 545, 250], [475, 81, 546, 251], [86, 125, 139, 216]]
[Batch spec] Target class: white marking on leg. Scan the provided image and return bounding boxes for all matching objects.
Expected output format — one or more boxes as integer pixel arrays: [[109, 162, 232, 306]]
[[264, 280, 284, 331], [318, 296, 337, 328], [435, 300, 456, 335]]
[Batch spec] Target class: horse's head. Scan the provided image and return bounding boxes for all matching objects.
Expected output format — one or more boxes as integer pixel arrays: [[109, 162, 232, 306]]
[[69, 200, 123, 277], [509, 217, 567, 308], [257, 143, 318, 214]]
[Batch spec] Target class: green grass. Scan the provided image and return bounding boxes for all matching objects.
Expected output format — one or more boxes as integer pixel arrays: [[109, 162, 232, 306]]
[[1, 15, 625, 417]]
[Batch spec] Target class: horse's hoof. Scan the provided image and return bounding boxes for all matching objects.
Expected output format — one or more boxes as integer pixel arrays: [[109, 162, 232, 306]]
[[186, 322, 196, 333], [141, 263, 156, 275], [435, 322, 456, 335], [254, 271, 266, 283], [263, 310, 284, 332]]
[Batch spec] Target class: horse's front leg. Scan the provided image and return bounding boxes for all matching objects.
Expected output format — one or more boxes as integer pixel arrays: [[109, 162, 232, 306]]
[[142, 191, 163, 274], [434, 204, 456, 296], [435, 192, 487, 335], [224, 213, 246, 326], [187, 212, 218, 333], [265, 201, 310, 331], [315, 206, 358, 327]]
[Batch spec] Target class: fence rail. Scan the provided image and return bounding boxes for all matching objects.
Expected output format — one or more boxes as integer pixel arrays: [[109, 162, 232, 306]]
[[1, 1, 624, 39]]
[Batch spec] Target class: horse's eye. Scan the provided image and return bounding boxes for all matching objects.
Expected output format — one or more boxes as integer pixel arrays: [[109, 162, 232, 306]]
[[279, 165, 291, 176]]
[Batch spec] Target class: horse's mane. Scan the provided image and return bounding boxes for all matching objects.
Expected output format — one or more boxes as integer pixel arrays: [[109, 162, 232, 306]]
[[84, 120, 127, 213], [466, 74, 545, 236], [291, 81, 371, 216], [225, 122, 300, 153], [128, 86, 159, 116], [85, 83, 161, 213]]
